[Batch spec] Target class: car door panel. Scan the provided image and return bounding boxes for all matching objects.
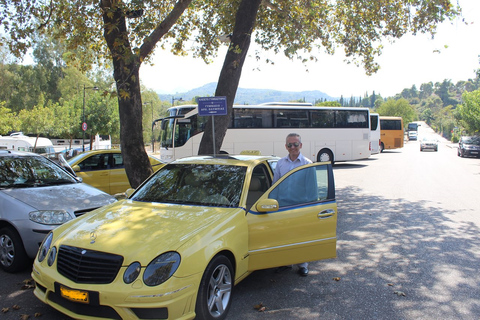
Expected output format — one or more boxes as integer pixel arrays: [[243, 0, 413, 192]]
[[247, 163, 337, 271]]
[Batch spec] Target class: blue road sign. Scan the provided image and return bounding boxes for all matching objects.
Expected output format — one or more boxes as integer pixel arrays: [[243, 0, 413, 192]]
[[198, 97, 227, 116]]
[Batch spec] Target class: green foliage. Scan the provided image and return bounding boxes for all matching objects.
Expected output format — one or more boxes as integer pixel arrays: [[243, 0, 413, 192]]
[[457, 89, 480, 134], [18, 102, 55, 137], [376, 98, 415, 126], [0, 103, 18, 134], [315, 101, 341, 107]]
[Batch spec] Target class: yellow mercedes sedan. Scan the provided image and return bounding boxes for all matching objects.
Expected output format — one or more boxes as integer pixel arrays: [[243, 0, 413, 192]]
[[32, 155, 337, 320], [67, 149, 164, 195]]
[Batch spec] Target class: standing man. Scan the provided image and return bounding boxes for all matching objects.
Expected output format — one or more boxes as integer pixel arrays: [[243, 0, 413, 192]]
[[273, 133, 312, 276]]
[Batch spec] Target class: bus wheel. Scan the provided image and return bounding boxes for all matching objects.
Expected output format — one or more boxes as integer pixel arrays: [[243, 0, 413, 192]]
[[317, 149, 334, 165], [380, 143, 385, 153]]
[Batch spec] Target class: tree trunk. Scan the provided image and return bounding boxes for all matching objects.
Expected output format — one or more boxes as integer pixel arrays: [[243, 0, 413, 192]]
[[198, 0, 262, 155], [101, 1, 152, 188]]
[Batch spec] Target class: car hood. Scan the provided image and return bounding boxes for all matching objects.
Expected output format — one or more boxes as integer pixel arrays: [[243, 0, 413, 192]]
[[1, 183, 116, 212], [53, 200, 238, 263]]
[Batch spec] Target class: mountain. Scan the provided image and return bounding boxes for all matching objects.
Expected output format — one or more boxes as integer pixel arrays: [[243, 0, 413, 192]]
[[157, 82, 335, 105]]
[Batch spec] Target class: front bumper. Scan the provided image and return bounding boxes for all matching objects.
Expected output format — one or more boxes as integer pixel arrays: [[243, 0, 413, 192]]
[[32, 262, 201, 320]]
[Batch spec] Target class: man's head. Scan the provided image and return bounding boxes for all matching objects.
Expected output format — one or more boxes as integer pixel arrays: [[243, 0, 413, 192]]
[[285, 133, 302, 160]]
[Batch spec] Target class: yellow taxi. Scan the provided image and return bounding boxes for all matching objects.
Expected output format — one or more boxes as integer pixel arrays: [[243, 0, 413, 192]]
[[32, 155, 337, 320], [67, 149, 164, 195]]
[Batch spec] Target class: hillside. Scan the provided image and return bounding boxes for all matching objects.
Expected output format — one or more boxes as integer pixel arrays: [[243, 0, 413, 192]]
[[157, 82, 335, 105]]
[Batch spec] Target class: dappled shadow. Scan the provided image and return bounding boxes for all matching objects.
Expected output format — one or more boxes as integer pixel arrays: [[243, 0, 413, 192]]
[[228, 185, 480, 320]]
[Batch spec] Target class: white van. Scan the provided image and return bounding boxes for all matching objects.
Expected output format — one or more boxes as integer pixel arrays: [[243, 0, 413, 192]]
[[0, 132, 55, 155]]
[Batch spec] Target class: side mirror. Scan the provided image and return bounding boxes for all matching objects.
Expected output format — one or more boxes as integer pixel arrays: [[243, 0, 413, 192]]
[[255, 199, 279, 212], [125, 188, 135, 198], [72, 165, 81, 172], [57, 153, 77, 177]]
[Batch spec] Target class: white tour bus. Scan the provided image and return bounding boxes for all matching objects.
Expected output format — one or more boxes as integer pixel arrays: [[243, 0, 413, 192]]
[[158, 103, 371, 164], [370, 113, 381, 154]]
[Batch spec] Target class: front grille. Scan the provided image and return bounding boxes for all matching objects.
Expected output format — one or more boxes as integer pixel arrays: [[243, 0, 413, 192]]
[[57, 245, 123, 284], [73, 207, 99, 217]]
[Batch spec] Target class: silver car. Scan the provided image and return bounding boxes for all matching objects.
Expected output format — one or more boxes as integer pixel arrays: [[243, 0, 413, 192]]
[[420, 136, 438, 152], [0, 150, 117, 273]]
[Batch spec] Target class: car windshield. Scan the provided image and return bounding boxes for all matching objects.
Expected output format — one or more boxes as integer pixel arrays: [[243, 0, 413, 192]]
[[463, 137, 480, 145], [67, 152, 91, 166], [131, 163, 247, 207], [0, 155, 77, 188]]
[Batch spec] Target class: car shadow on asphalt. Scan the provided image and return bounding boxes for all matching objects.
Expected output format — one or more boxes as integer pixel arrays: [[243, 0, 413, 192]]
[[228, 185, 480, 320]]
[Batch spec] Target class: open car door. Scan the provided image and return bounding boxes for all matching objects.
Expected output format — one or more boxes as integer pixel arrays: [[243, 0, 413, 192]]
[[246, 162, 337, 271]]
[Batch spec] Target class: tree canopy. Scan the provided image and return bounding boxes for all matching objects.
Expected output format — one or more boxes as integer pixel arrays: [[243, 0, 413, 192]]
[[0, 0, 461, 185]]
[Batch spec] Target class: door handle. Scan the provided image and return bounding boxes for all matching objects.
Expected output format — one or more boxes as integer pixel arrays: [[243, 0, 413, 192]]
[[318, 209, 335, 219]]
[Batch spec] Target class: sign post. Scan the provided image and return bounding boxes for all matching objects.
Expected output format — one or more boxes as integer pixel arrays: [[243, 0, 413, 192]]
[[198, 97, 228, 157]]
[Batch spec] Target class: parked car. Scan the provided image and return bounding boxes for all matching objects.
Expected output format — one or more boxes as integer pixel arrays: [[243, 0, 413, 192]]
[[420, 136, 438, 152], [67, 149, 164, 195], [0, 150, 117, 273], [458, 136, 480, 158], [32, 155, 337, 320], [408, 131, 418, 141]]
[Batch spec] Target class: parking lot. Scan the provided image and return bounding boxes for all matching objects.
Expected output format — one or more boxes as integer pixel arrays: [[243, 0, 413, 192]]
[[2, 133, 480, 319]]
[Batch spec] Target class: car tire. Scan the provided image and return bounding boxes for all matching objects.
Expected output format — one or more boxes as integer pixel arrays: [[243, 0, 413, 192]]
[[0, 227, 29, 273], [317, 149, 334, 165], [195, 255, 233, 320]]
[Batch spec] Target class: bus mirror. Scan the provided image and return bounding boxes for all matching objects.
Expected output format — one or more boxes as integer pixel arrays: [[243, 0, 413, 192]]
[[160, 120, 167, 130]]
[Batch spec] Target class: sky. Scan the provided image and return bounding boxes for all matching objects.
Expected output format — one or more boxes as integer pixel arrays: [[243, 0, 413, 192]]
[[140, 0, 480, 99]]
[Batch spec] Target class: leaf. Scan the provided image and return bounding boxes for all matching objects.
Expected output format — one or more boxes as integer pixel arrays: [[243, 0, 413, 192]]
[[20, 314, 30, 320], [13, 305, 21, 310], [34, 312, 42, 317], [333, 277, 341, 281], [254, 303, 266, 311], [21, 279, 35, 290], [1, 307, 9, 313], [387, 283, 394, 286], [394, 291, 406, 297]]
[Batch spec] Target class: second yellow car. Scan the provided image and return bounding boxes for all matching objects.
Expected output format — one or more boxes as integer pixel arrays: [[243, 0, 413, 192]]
[[67, 149, 164, 195]]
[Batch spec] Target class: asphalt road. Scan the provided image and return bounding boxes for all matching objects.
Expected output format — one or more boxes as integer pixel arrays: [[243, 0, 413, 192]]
[[2, 125, 479, 320]]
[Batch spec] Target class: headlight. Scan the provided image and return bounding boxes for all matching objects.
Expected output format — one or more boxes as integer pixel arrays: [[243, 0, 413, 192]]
[[47, 246, 57, 266], [38, 232, 53, 262], [143, 252, 181, 286], [29, 210, 73, 225], [124, 262, 141, 284]]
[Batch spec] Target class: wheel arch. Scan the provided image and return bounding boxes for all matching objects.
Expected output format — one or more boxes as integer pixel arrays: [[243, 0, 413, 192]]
[[317, 148, 334, 165]]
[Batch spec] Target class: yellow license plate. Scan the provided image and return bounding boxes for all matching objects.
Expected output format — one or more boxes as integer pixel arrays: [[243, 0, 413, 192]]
[[60, 285, 89, 304]]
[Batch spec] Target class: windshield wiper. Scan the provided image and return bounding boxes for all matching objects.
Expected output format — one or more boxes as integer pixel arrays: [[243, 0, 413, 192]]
[[38, 180, 75, 186]]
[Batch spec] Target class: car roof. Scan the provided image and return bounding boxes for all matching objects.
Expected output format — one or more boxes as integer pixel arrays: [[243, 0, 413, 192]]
[[173, 154, 280, 166], [0, 149, 40, 157]]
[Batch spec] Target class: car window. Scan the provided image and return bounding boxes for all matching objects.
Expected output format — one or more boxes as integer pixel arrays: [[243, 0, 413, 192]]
[[0, 155, 77, 188], [268, 165, 332, 208], [112, 153, 124, 168], [131, 164, 247, 207], [246, 164, 272, 211], [77, 154, 109, 171]]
